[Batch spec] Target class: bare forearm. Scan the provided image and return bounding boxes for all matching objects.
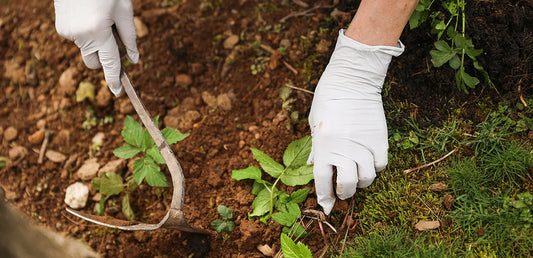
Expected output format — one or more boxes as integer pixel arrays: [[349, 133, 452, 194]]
[[345, 0, 419, 46]]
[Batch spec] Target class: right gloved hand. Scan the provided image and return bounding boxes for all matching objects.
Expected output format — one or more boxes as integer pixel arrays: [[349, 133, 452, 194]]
[[54, 0, 139, 96]]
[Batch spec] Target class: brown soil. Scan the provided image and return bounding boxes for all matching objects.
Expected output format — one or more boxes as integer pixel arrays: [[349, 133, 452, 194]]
[[0, 0, 531, 257]]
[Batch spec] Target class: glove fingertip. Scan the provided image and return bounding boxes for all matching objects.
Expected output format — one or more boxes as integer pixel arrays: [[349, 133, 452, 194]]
[[126, 50, 139, 64]]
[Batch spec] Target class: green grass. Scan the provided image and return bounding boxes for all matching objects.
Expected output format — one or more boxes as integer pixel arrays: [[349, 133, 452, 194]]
[[338, 100, 532, 257]]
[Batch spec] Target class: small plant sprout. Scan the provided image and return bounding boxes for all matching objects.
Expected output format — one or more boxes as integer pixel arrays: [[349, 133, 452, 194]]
[[231, 136, 313, 228], [211, 205, 235, 233], [91, 115, 188, 219], [113, 115, 188, 187]]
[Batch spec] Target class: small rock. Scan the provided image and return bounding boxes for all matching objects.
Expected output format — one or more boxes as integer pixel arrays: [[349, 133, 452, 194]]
[[58, 67, 77, 96], [36, 119, 46, 130], [257, 244, 274, 257], [92, 193, 102, 202], [54, 129, 71, 146], [95, 81, 112, 107], [45, 150, 67, 163], [217, 93, 232, 111], [223, 34, 239, 49], [76, 81, 96, 102], [415, 220, 440, 231], [76, 158, 100, 181], [134, 17, 148, 38], [8, 146, 27, 161], [92, 132, 105, 146], [429, 182, 448, 192], [64, 182, 89, 209], [279, 38, 291, 49], [28, 130, 44, 144], [98, 159, 126, 177], [316, 39, 332, 53], [201, 91, 217, 108], [4, 126, 18, 141], [175, 74, 193, 87]]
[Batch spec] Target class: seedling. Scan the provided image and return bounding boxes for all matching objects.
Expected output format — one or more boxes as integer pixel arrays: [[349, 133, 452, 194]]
[[232, 136, 313, 228], [211, 205, 235, 233], [113, 115, 188, 187], [91, 115, 188, 219]]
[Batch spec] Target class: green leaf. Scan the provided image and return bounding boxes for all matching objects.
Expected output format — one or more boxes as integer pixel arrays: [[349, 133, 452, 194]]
[[143, 129, 155, 150], [283, 223, 308, 239], [250, 188, 273, 217], [250, 148, 284, 178], [290, 188, 310, 204], [211, 220, 234, 233], [113, 145, 141, 159], [448, 55, 461, 70], [430, 49, 457, 68], [122, 194, 135, 221], [147, 146, 165, 164], [272, 212, 297, 227], [433, 40, 451, 51], [280, 166, 314, 187], [122, 116, 144, 148], [456, 69, 480, 89], [283, 136, 312, 168], [217, 205, 233, 220], [162, 127, 189, 145], [252, 180, 271, 195], [92, 172, 124, 196], [133, 157, 170, 186], [281, 233, 313, 258], [286, 202, 301, 218], [465, 47, 483, 59], [231, 166, 262, 181]]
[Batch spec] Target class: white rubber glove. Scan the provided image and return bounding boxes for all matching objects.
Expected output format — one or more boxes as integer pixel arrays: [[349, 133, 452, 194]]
[[308, 29, 404, 215], [54, 0, 139, 96]]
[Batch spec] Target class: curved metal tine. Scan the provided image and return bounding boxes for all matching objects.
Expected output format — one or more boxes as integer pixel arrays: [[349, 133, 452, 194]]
[[66, 208, 162, 230]]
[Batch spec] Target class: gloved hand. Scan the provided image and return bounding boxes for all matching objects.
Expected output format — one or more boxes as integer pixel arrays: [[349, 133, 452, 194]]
[[308, 29, 404, 215], [54, 0, 139, 96]]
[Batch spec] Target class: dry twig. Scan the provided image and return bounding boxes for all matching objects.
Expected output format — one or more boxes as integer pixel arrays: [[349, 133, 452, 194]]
[[37, 130, 51, 164], [279, 5, 334, 23]]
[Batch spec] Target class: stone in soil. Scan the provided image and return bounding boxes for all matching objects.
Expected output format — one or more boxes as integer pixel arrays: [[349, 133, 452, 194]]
[[58, 67, 77, 96], [8, 146, 27, 161], [45, 150, 67, 163], [4, 126, 18, 141], [201, 91, 217, 108], [175, 74, 193, 86], [64, 182, 89, 209], [98, 159, 126, 177], [76, 158, 100, 181], [217, 93, 232, 111], [223, 34, 239, 49], [415, 220, 440, 231], [95, 81, 112, 107], [28, 130, 44, 145]]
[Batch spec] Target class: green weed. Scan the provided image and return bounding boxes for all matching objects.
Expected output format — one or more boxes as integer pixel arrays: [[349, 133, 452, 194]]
[[211, 205, 235, 233]]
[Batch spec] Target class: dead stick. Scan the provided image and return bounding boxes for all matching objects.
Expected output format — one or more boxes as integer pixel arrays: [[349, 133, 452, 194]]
[[279, 5, 334, 23], [403, 148, 457, 174], [285, 83, 314, 95], [282, 60, 298, 75], [260, 44, 299, 75], [37, 130, 51, 164]]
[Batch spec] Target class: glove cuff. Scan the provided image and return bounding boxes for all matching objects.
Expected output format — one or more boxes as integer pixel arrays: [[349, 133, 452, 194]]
[[322, 29, 405, 93]]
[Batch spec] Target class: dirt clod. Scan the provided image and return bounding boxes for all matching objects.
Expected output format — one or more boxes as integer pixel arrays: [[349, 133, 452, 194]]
[[76, 158, 100, 181], [175, 74, 193, 87], [28, 130, 44, 145], [201, 91, 217, 108], [58, 67, 78, 96], [8, 146, 27, 161], [216, 93, 232, 111], [45, 150, 67, 163], [429, 182, 448, 192], [223, 34, 239, 49], [98, 159, 126, 177], [4, 126, 18, 141], [415, 220, 440, 231]]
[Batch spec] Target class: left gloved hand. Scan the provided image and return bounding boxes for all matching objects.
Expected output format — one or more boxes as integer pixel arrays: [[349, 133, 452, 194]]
[[308, 29, 404, 215], [54, 0, 139, 96]]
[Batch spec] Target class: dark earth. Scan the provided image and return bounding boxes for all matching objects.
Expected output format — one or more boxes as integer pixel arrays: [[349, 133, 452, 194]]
[[0, 0, 531, 257]]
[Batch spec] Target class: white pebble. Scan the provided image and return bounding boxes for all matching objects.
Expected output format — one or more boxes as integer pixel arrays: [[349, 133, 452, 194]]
[[64, 182, 89, 209]]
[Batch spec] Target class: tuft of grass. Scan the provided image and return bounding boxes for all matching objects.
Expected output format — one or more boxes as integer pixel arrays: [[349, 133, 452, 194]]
[[340, 228, 453, 258]]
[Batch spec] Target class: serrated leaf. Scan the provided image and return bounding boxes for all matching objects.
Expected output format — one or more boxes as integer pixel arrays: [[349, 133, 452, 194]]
[[286, 202, 301, 219], [162, 127, 189, 145], [231, 166, 262, 181], [133, 157, 170, 186], [281, 233, 312, 258], [250, 188, 273, 217], [92, 172, 124, 196], [113, 145, 141, 159], [430, 49, 457, 67], [280, 166, 314, 187], [211, 220, 224, 232], [283, 136, 312, 169], [122, 194, 135, 221], [122, 116, 144, 148], [217, 205, 233, 220], [143, 129, 155, 150], [290, 188, 310, 204], [250, 148, 284, 178], [272, 212, 297, 227], [147, 146, 165, 164], [252, 180, 270, 195]]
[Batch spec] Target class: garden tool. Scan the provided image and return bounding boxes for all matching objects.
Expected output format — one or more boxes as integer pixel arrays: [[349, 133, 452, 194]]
[[66, 28, 206, 234]]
